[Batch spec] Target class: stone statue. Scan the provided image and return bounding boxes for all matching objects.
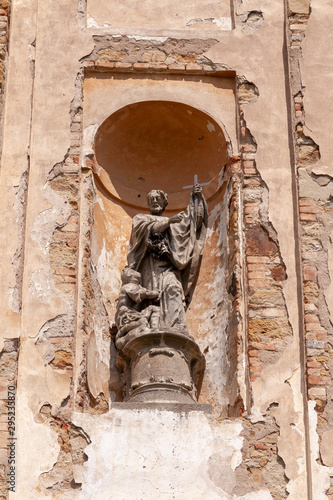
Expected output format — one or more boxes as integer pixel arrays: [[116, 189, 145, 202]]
[[115, 183, 208, 404], [126, 184, 208, 332]]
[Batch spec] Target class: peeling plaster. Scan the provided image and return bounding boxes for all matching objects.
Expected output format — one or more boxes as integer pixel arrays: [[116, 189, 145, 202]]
[[8, 170, 29, 314], [308, 401, 333, 499], [86, 0, 231, 33], [83, 123, 98, 156], [31, 184, 72, 254], [16, 393, 60, 499], [192, 197, 229, 416], [186, 17, 232, 30], [74, 410, 246, 500], [29, 268, 60, 301]]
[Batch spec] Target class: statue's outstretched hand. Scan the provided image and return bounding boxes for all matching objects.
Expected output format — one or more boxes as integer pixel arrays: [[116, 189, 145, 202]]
[[169, 212, 185, 224], [192, 184, 203, 198]]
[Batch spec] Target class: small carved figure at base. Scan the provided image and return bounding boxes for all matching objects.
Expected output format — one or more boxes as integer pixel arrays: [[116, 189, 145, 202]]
[[115, 268, 160, 345]]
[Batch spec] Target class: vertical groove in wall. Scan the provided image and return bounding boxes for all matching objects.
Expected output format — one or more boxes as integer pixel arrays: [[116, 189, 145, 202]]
[[0, 0, 39, 497], [237, 179, 250, 412], [235, 80, 251, 413], [283, 0, 312, 498]]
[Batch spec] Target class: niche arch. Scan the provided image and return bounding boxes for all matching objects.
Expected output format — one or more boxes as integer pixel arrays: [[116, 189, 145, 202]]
[[92, 100, 231, 210], [87, 97, 239, 414]]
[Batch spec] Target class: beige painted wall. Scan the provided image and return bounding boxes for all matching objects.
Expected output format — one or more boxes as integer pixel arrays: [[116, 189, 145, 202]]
[[87, 0, 232, 32], [2, 0, 329, 497]]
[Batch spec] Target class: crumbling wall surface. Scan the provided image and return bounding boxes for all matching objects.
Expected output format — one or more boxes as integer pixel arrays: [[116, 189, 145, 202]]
[[0, 1, 93, 498], [0, 0, 325, 498], [0, 0, 27, 497], [73, 409, 264, 500], [86, 0, 232, 32], [287, 0, 333, 498], [205, 2, 308, 496]]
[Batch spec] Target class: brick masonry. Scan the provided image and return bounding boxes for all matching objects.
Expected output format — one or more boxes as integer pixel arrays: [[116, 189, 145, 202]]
[[235, 79, 292, 497], [287, 2, 333, 495]]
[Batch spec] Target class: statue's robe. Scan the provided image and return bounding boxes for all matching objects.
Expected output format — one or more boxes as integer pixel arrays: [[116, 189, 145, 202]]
[[127, 194, 208, 331]]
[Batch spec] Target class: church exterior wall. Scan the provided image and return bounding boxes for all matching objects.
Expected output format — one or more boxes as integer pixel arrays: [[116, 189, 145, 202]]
[[0, 1, 332, 498]]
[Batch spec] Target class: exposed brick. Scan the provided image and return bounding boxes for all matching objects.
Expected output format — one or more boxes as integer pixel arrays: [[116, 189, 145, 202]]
[[308, 368, 321, 376], [185, 63, 203, 72], [246, 225, 278, 256], [308, 376, 331, 386], [150, 63, 168, 71], [247, 263, 267, 271], [249, 357, 260, 366], [248, 279, 272, 288], [255, 443, 269, 450], [303, 264, 317, 281], [248, 271, 266, 279], [244, 203, 259, 214], [243, 160, 255, 169], [114, 62, 132, 70], [307, 359, 322, 369], [246, 256, 270, 264], [244, 178, 261, 186], [271, 265, 287, 281], [305, 323, 326, 332], [133, 62, 150, 71], [242, 144, 257, 153], [305, 314, 320, 324], [300, 213, 317, 222], [299, 205, 321, 214], [63, 276, 76, 283], [96, 61, 115, 69], [53, 231, 77, 240], [167, 63, 186, 72], [249, 342, 276, 351], [299, 198, 317, 206], [316, 331, 328, 341]]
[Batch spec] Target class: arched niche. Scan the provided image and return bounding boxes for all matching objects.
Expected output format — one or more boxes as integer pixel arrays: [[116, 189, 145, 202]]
[[89, 100, 234, 415], [93, 100, 229, 210]]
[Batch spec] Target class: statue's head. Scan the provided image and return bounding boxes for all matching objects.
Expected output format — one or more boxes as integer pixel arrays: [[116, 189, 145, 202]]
[[121, 267, 141, 284], [147, 190, 168, 215]]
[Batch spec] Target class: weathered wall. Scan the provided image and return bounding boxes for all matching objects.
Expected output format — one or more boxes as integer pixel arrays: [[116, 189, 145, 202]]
[[86, 0, 232, 32], [0, 0, 331, 498], [287, 0, 333, 498]]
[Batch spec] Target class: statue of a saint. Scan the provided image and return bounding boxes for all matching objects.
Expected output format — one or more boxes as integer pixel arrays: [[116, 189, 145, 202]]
[[116, 184, 207, 338], [115, 183, 208, 403]]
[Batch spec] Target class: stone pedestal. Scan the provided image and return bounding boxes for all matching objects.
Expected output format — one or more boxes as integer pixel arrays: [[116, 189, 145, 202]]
[[116, 329, 205, 404]]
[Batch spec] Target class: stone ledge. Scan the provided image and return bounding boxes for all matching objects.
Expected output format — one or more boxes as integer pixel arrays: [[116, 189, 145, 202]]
[[112, 402, 212, 413]]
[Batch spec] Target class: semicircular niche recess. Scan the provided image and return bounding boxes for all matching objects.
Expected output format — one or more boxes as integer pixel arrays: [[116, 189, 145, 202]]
[[94, 100, 228, 211]]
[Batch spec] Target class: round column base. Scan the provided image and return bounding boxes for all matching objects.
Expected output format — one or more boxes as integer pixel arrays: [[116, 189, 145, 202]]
[[116, 328, 205, 404]]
